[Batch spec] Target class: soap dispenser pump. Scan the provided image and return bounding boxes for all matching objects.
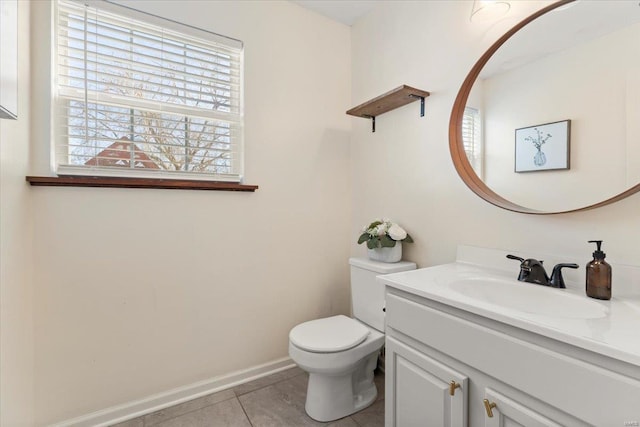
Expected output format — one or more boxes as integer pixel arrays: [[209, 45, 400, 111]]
[[586, 240, 612, 300]]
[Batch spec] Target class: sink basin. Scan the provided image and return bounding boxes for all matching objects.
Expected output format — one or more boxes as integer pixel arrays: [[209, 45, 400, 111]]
[[447, 277, 608, 319]]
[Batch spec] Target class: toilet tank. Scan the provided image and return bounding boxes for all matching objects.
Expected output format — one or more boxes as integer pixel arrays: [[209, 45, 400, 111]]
[[349, 257, 416, 332]]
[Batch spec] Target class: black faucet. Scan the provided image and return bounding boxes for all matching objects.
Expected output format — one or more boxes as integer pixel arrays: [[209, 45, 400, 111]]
[[506, 255, 578, 288]]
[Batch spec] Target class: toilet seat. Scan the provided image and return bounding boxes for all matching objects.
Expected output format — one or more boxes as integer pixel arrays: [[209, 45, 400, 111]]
[[289, 315, 370, 353]]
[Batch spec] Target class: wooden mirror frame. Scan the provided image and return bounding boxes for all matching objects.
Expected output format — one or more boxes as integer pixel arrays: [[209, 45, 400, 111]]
[[449, 0, 640, 215]]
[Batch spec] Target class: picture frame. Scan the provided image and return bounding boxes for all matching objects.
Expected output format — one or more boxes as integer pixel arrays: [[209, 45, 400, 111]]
[[514, 120, 570, 173]]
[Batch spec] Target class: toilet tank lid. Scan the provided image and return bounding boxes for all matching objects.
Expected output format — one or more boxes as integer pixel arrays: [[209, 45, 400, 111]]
[[349, 257, 417, 274], [289, 315, 369, 353]]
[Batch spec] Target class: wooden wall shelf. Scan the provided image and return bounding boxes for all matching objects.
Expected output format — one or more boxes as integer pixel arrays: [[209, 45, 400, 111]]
[[346, 85, 430, 132]]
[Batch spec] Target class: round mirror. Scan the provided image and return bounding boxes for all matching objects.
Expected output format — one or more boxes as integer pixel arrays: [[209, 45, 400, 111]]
[[450, 0, 640, 214]]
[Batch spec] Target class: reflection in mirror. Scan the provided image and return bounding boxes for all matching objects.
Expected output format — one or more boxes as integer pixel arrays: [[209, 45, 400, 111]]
[[457, 0, 640, 213]]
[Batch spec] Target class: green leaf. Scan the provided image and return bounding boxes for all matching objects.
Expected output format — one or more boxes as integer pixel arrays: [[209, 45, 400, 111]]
[[366, 238, 379, 249], [367, 220, 382, 230], [403, 234, 414, 243], [357, 233, 369, 245], [380, 235, 396, 248]]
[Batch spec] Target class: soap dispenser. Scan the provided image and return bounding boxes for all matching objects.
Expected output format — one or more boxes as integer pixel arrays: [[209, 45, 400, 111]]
[[586, 240, 612, 300]]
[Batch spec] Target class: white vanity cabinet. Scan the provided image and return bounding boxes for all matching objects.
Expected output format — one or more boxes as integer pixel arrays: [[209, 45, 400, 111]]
[[482, 388, 562, 427], [384, 287, 640, 427], [385, 336, 468, 427]]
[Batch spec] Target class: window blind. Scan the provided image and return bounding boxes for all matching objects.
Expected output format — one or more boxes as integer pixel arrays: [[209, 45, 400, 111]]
[[55, 0, 244, 181], [462, 107, 483, 178]]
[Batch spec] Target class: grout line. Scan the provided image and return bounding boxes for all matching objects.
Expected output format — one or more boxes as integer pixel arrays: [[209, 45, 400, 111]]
[[137, 368, 382, 427], [141, 392, 237, 427], [143, 368, 302, 426], [237, 396, 255, 427], [233, 368, 305, 397]]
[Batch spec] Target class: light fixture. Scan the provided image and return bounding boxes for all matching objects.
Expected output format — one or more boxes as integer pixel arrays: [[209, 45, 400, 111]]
[[470, 0, 511, 22]]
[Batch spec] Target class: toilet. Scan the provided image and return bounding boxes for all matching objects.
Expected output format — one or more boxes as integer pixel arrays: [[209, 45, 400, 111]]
[[288, 257, 416, 422]]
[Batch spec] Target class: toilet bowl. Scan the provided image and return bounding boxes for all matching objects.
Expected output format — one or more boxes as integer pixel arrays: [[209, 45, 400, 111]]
[[288, 258, 416, 422], [289, 315, 384, 421]]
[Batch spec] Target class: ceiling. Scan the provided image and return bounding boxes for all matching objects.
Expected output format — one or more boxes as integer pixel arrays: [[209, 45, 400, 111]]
[[291, 0, 378, 26]]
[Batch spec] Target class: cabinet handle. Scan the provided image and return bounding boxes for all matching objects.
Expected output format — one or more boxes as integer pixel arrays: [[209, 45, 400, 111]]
[[448, 380, 461, 396], [483, 399, 497, 418]]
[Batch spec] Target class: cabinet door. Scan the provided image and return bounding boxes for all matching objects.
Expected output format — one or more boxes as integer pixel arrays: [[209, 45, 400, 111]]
[[483, 388, 563, 427], [386, 336, 468, 427]]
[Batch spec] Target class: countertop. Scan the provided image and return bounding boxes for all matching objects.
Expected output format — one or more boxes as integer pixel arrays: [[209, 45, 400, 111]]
[[379, 262, 640, 368]]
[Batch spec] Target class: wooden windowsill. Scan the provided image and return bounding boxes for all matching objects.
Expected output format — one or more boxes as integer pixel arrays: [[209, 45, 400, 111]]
[[26, 176, 259, 192]]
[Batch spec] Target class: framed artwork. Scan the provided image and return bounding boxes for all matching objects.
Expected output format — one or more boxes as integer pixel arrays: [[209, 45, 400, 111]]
[[514, 120, 570, 172]]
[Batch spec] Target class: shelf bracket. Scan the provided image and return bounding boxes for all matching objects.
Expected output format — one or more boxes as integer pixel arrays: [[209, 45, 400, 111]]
[[363, 115, 376, 133], [346, 85, 430, 133], [409, 94, 426, 117]]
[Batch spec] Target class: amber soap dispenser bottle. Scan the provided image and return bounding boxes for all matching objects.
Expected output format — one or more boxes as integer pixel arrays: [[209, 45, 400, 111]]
[[586, 240, 612, 300]]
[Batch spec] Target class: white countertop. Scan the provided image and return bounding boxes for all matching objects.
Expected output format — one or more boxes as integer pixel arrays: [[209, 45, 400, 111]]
[[379, 262, 640, 367]]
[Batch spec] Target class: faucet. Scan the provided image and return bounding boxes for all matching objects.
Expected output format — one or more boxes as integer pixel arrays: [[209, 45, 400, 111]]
[[506, 255, 578, 288]]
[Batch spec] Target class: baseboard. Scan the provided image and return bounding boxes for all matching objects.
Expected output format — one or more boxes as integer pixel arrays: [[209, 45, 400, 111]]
[[50, 357, 295, 427]]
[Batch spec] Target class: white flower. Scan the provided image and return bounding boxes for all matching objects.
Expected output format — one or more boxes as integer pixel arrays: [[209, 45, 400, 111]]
[[388, 223, 407, 241], [375, 224, 387, 236]]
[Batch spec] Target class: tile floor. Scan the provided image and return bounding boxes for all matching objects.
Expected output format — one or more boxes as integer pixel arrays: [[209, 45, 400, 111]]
[[111, 367, 385, 427]]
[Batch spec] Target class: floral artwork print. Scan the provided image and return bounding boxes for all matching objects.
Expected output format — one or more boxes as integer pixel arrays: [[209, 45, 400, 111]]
[[524, 127, 552, 167], [514, 120, 570, 172]]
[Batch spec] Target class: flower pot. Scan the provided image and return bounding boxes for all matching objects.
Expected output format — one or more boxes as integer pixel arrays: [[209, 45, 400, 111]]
[[368, 242, 402, 263]]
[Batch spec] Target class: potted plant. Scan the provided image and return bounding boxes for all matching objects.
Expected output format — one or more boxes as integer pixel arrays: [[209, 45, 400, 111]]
[[357, 219, 413, 263]]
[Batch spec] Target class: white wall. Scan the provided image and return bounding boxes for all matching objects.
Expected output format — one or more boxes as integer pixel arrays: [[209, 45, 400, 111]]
[[0, 0, 35, 425], [29, 1, 351, 423], [482, 22, 640, 211], [350, 1, 640, 272], [10, 0, 640, 424]]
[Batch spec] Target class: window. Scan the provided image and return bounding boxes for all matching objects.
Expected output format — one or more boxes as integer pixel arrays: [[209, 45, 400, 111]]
[[462, 107, 483, 178], [55, 0, 243, 182]]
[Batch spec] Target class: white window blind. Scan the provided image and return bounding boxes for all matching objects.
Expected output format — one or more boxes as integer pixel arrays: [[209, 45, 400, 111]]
[[55, 0, 244, 181], [462, 107, 483, 178]]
